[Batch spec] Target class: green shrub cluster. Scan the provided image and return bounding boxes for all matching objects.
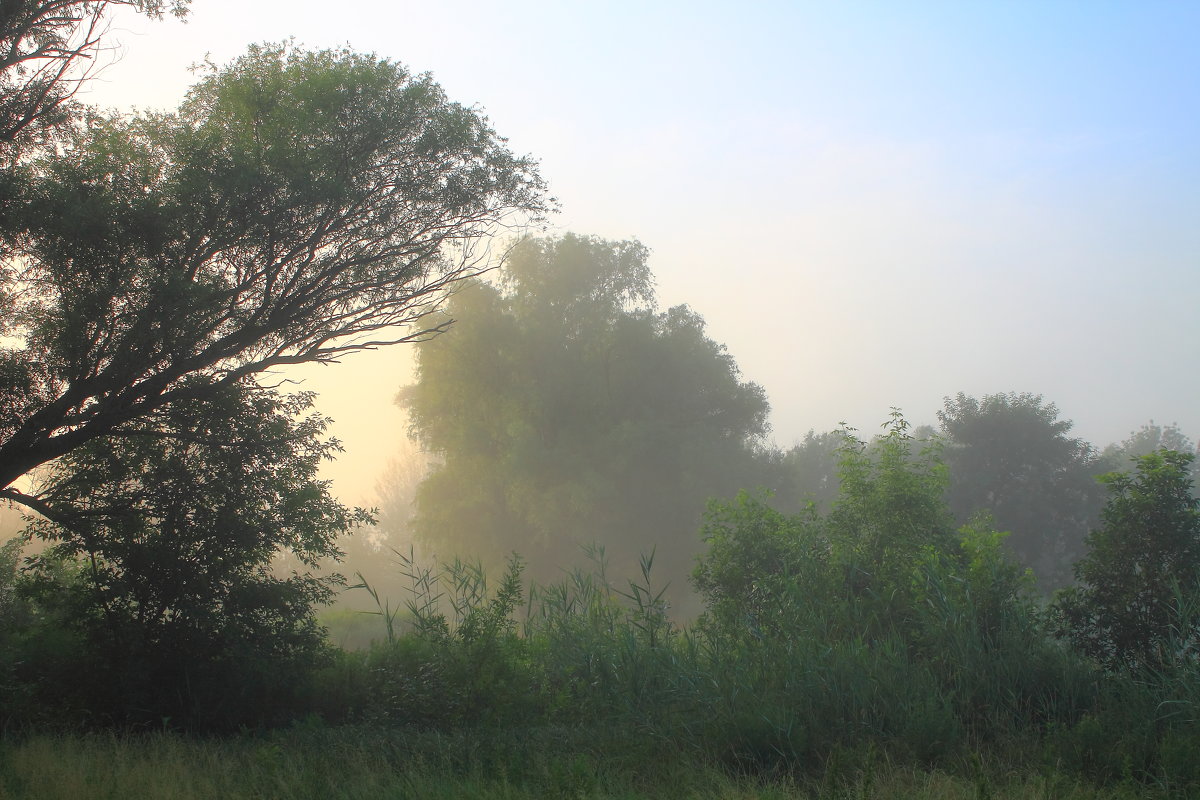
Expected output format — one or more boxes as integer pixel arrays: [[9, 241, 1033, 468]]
[[300, 416, 1200, 793]]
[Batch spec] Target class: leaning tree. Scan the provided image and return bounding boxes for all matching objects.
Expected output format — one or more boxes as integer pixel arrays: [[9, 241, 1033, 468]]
[[0, 41, 549, 507]]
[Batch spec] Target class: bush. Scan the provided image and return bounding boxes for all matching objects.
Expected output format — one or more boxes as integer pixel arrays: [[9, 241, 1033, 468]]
[[15, 385, 364, 730], [1052, 449, 1200, 671]]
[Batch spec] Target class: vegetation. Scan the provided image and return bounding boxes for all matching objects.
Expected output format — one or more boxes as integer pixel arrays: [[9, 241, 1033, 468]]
[[2, 5, 1199, 798], [0, 38, 547, 496], [1052, 449, 1200, 671], [0, 1, 191, 151], [0, 3, 545, 741], [937, 392, 1106, 590], [14, 384, 367, 729], [6, 421, 1200, 797], [399, 234, 773, 592]]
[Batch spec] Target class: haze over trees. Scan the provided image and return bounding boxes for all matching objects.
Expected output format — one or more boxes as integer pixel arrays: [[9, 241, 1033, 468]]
[[937, 392, 1106, 589], [400, 234, 773, 591], [1101, 422, 1200, 491], [770, 429, 844, 515], [3, 3, 1200, 796]]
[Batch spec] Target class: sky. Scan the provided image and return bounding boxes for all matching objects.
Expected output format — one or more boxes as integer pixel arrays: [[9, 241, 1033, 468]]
[[84, 0, 1200, 506]]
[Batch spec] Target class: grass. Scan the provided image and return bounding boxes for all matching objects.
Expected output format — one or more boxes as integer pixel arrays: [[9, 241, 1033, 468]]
[[0, 728, 1177, 800]]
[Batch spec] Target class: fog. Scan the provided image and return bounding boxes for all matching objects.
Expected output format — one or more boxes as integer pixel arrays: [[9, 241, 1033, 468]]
[[6, 3, 1200, 771], [79, 3, 1197, 517]]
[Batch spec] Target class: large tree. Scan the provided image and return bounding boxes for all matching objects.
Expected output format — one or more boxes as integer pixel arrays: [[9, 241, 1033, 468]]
[[937, 392, 1104, 590], [0, 41, 547, 504], [400, 234, 772, 593]]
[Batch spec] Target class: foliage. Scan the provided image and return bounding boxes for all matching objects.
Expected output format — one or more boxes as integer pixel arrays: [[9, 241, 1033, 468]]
[[1052, 449, 1200, 671], [0, 533, 32, 726], [0, 41, 547, 497], [354, 550, 534, 728], [1101, 422, 1200, 492], [827, 413, 956, 605], [0, 0, 190, 153], [695, 415, 967, 640], [771, 429, 844, 514], [938, 392, 1105, 590], [7, 411, 1200, 792], [14, 383, 368, 728], [400, 233, 771, 591], [690, 491, 826, 638], [690, 413, 1063, 764]]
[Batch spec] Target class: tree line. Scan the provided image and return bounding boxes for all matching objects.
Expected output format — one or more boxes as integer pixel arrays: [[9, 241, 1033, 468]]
[[386, 233, 1195, 598]]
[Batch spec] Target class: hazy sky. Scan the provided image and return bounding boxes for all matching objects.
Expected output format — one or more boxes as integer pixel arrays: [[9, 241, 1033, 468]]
[[86, 1, 1199, 505]]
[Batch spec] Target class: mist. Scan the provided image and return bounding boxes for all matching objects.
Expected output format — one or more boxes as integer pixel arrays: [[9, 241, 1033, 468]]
[[6, 3, 1200, 793], [0, 0, 1193, 629], [77, 2, 1196, 517]]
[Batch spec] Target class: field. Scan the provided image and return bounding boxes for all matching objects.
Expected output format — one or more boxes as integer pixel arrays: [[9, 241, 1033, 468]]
[[0, 727, 1179, 800]]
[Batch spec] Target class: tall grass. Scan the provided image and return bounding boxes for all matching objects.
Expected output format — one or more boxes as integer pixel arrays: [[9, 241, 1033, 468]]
[[0, 728, 1183, 799], [319, 542, 1200, 796], [3, 546, 1196, 798]]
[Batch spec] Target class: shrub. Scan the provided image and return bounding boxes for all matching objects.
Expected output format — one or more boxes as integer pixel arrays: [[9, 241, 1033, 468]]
[[1052, 449, 1200, 671]]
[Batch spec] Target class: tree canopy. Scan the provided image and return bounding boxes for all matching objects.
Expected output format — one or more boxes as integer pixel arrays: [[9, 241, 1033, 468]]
[[0, 1, 191, 153], [399, 234, 771, 593], [0, 41, 548, 501], [18, 383, 365, 726], [937, 392, 1104, 589], [1052, 449, 1200, 671], [1101, 422, 1200, 493]]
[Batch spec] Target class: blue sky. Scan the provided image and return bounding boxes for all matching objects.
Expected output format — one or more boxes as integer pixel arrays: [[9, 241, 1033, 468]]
[[92, 1, 1200, 501]]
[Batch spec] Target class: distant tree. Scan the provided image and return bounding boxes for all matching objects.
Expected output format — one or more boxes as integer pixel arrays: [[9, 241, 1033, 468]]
[[328, 437, 437, 615], [937, 393, 1104, 590], [1101, 422, 1200, 492], [771, 430, 843, 514], [1051, 449, 1200, 671], [374, 438, 437, 548], [18, 383, 369, 728], [0, 42, 547, 502], [402, 234, 772, 593]]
